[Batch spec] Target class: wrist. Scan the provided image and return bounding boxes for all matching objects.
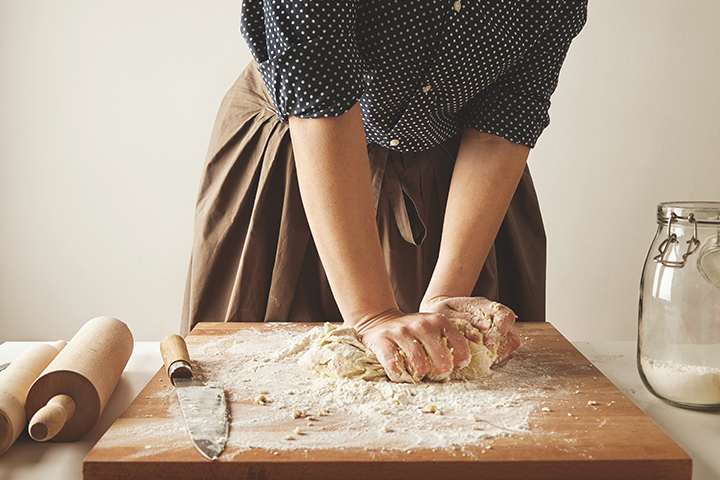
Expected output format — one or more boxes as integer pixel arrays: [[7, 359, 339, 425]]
[[419, 295, 452, 312], [349, 307, 403, 335]]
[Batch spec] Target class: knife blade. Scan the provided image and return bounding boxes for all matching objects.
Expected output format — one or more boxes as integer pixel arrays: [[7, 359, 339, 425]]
[[160, 334, 229, 460]]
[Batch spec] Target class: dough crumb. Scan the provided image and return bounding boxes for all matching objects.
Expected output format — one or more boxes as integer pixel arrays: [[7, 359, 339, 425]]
[[420, 405, 438, 414], [255, 394, 268, 405], [292, 409, 307, 419], [393, 392, 409, 405]]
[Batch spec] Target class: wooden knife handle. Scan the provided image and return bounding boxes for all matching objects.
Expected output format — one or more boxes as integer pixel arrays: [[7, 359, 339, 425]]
[[160, 334, 193, 383]]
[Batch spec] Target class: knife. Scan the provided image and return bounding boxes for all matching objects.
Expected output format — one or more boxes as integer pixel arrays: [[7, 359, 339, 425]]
[[160, 334, 229, 460]]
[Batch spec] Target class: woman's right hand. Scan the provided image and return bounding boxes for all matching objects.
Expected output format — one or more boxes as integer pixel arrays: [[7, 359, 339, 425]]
[[352, 309, 472, 382]]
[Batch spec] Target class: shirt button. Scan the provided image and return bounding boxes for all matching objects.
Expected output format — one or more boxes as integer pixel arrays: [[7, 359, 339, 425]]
[[453, 0, 462, 12], [390, 139, 400, 147], [422, 85, 432, 93]]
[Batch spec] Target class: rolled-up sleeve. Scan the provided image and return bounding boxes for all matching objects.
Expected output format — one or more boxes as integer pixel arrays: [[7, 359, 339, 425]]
[[241, 0, 368, 122], [460, 0, 587, 148]]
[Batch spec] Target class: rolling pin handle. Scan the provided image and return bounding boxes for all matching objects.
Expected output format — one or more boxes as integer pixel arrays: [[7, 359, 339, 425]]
[[28, 394, 76, 442], [160, 334, 193, 384]]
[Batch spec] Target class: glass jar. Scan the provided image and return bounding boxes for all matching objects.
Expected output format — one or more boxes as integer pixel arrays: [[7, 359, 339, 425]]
[[638, 201, 720, 410]]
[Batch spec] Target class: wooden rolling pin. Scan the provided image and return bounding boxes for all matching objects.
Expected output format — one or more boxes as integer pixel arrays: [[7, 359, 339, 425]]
[[25, 316, 133, 442], [0, 340, 66, 455]]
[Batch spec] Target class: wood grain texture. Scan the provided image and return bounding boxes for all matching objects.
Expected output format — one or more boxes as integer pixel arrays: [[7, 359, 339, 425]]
[[83, 323, 692, 480]]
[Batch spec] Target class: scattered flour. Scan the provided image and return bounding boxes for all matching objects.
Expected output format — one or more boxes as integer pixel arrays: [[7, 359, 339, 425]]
[[99, 324, 577, 458]]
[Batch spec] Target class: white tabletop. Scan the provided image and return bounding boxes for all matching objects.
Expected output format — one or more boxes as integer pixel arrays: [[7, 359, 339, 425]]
[[0, 339, 718, 480], [572, 341, 720, 480]]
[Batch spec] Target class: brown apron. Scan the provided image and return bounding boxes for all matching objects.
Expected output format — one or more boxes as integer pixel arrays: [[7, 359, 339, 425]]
[[180, 62, 546, 336]]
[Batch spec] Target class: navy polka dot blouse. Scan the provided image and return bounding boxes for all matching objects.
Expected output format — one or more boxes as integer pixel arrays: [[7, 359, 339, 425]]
[[241, 0, 587, 151]]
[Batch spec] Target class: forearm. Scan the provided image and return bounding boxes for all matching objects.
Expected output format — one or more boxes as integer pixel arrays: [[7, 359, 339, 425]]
[[288, 112, 497, 380], [422, 129, 530, 307], [288, 104, 399, 327]]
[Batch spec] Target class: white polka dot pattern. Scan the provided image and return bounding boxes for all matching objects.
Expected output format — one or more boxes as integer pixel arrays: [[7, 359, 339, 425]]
[[240, 0, 587, 151]]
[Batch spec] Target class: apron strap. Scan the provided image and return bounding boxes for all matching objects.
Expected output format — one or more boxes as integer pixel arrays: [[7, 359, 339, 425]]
[[369, 146, 427, 246]]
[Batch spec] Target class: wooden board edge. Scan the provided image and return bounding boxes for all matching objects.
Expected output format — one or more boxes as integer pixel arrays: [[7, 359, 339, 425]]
[[83, 457, 692, 480]]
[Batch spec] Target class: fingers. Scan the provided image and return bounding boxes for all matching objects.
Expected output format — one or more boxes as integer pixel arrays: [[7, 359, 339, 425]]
[[358, 312, 470, 382], [361, 322, 432, 382], [435, 325, 472, 375], [361, 298, 520, 382], [390, 325, 432, 380], [427, 296, 516, 336], [491, 303, 516, 337], [423, 296, 521, 364], [433, 306, 481, 332], [367, 335, 405, 382], [453, 319, 482, 344], [493, 327, 522, 366], [419, 340, 452, 381]]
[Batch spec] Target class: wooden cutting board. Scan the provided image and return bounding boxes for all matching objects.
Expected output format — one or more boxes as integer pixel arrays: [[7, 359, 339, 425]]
[[83, 322, 691, 480]]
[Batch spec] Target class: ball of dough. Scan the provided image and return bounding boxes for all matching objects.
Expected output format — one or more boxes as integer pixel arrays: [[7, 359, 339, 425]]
[[295, 320, 496, 383]]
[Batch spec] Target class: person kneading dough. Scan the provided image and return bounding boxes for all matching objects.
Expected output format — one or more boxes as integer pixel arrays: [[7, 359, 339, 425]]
[[180, 1, 587, 381]]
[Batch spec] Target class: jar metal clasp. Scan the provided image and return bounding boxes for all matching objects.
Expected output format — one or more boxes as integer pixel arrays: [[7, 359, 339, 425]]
[[653, 212, 701, 268]]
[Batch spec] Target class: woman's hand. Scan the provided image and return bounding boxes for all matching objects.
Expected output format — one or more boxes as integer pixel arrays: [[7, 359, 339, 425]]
[[421, 296, 521, 365], [353, 309, 472, 382]]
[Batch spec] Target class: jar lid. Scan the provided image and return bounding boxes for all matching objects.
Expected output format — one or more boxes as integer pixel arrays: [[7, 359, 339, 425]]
[[657, 201, 720, 225]]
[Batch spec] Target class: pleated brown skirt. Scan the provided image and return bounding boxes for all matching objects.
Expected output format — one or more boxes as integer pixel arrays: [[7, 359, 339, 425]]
[[180, 62, 546, 336]]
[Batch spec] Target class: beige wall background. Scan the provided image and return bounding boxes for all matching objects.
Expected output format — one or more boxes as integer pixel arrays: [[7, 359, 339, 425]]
[[1, 1, 718, 342]]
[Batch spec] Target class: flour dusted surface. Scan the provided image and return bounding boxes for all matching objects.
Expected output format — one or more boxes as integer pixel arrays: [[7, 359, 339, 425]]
[[100, 324, 586, 458], [198, 324, 558, 455]]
